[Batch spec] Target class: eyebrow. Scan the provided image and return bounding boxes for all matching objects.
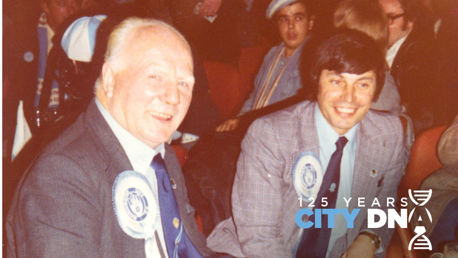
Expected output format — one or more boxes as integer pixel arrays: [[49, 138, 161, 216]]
[[357, 77, 375, 81]]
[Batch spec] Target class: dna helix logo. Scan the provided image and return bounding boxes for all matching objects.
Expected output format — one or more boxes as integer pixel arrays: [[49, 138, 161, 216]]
[[408, 189, 433, 251]]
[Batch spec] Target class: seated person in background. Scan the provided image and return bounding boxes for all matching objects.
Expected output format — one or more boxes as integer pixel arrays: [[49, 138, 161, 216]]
[[182, 0, 315, 235], [411, 114, 458, 251], [216, 0, 314, 132], [3, 0, 82, 165], [6, 17, 212, 257], [208, 29, 407, 258], [333, 0, 401, 114], [378, 0, 442, 135]]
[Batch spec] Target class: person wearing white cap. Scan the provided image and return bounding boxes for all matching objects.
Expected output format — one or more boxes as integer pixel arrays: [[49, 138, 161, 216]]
[[216, 0, 314, 132]]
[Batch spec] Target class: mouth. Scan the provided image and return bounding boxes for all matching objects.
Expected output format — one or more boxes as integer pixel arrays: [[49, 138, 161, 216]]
[[149, 111, 173, 121], [287, 32, 297, 40], [335, 106, 357, 116]]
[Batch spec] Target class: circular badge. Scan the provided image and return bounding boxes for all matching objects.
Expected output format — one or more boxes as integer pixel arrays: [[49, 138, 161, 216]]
[[292, 151, 323, 201], [23, 51, 34, 63], [112, 170, 159, 239]]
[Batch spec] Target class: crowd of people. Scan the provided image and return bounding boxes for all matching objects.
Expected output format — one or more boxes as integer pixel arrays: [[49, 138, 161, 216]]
[[3, 0, 457, 257]]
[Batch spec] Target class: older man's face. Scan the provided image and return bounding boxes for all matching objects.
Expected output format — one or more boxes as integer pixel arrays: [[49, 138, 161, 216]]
[[379, 0, 413, 47], [317, 69, 376, 135], [276, 2, 313, 56], [103, 27, 194, 149]]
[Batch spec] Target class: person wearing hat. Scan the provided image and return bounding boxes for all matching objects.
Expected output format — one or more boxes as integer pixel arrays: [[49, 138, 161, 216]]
[[207, 29, 406, 258], [216, 0, 314, 132]]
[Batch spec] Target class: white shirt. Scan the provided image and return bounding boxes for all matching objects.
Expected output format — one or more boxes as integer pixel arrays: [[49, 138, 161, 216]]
[[314, 105, 358, 258], [95, 99, 168, 258], [386, 32, 410, 68]]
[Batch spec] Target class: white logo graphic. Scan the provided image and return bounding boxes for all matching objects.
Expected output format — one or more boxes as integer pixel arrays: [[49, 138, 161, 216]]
[[408, 189, 433, 251]]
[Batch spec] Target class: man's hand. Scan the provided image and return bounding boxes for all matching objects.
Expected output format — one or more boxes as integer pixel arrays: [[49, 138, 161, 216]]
[[199, 0, 223, 17], [216, 118, 239, 132], [341, 234, 376, 258]]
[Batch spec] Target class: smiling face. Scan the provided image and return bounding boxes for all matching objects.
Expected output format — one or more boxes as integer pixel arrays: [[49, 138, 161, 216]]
[[276, 2, 314, 56], [101, 25, 194, 149], [317, 69, 376, 135]]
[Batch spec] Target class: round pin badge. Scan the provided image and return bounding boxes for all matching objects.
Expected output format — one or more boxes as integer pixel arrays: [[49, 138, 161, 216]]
[[112, 170, 159, 239], [23, 51, 34, 63], [292, 151, 323, 201]]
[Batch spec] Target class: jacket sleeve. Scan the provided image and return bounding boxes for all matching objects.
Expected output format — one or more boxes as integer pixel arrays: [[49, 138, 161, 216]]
[[7, 153, 103, 257], [231, 118, 291, 258]]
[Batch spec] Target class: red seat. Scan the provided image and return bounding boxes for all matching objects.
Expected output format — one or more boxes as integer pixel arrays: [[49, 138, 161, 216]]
[[203, 61, 241, 119], [387, 125, 447, 258], [171, 144, 189, 167]]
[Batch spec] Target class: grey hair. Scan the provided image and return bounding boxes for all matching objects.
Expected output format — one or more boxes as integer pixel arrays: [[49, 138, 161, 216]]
[[94, 17, 191, 92]]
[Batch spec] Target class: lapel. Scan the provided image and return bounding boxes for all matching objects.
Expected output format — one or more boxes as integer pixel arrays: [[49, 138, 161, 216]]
[[84, 100, 133, 186], [293, 102, 321, 209], [346, 112, 388, 243], [298, 102, 320, 159]]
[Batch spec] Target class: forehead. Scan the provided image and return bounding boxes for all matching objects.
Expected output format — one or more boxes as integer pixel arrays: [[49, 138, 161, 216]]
[[124, 26, 192, 65], [277, 2, 307, 16], [46, 0, 78, 6], [379, 0, 403, 13]]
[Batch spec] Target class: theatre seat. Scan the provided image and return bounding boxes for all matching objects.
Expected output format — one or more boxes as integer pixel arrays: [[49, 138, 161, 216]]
[[387, 125, 447, 258], [203, 61, 241, 119]]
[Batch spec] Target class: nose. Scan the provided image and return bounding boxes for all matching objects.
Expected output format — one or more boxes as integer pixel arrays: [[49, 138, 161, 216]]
[[287, 17, 295, 29], [342, 85, 354, 102], [161, 80, 180, 105]]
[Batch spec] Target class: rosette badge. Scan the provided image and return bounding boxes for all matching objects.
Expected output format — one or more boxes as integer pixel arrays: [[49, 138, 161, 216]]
[[112, 170, 159, 239], [292, 151, 323, 202]]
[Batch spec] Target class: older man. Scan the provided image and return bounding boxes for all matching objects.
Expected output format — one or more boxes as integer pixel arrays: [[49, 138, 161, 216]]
[[208, 30, 406, 258], [378, 0, 442, 134], [6, 17, 211, 257]]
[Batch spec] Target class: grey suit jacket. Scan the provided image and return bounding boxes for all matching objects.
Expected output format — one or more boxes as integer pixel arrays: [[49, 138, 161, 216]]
[[207, 101, 406, 258], [6, 100, 212, 257]]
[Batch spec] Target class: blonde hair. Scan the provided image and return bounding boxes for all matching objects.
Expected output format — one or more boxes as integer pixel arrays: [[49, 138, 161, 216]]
[[333, 0, 388, 51]]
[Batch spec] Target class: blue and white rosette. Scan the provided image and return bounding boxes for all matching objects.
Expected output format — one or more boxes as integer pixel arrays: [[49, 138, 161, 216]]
[[292, 151, 323, 202], [113, 170, 160, 258]]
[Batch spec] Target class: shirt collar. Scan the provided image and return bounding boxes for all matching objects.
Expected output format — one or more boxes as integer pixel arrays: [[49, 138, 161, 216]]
[[386, 32, 410, 68], [314, 103, 358, 148], [95, 99, 165, 172]]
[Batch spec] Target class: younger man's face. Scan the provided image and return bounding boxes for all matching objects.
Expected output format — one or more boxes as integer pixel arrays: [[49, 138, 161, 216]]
[[276, 2, 313, 56], [317, 69, 376, 135]]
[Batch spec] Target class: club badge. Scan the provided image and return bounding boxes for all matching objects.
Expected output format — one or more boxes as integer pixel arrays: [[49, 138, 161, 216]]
[[112, 170, 159, 239], [292, 151, 323, 201]]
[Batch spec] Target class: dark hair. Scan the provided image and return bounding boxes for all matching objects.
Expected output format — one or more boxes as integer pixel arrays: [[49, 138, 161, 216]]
[[300, 29, 386, 101]]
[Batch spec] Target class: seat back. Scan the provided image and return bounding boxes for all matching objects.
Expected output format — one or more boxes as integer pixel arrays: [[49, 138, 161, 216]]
[[398, 125, 446, 197], [387, 125, 447, 258], [203, 61, 240, 119]]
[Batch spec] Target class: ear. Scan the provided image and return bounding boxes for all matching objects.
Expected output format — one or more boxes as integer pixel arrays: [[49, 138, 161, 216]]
[[101, 62, 115, 98], [308, 16, 315, 31]]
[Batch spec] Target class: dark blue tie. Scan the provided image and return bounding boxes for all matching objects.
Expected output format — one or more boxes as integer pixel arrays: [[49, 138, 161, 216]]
[[296, 136, 348, 258], [151, 154, 203, 258]]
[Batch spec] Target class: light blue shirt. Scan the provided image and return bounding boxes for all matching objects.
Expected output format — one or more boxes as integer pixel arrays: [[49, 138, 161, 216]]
[[95, 99, 168, 257], [314, 104, 357, 257]]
